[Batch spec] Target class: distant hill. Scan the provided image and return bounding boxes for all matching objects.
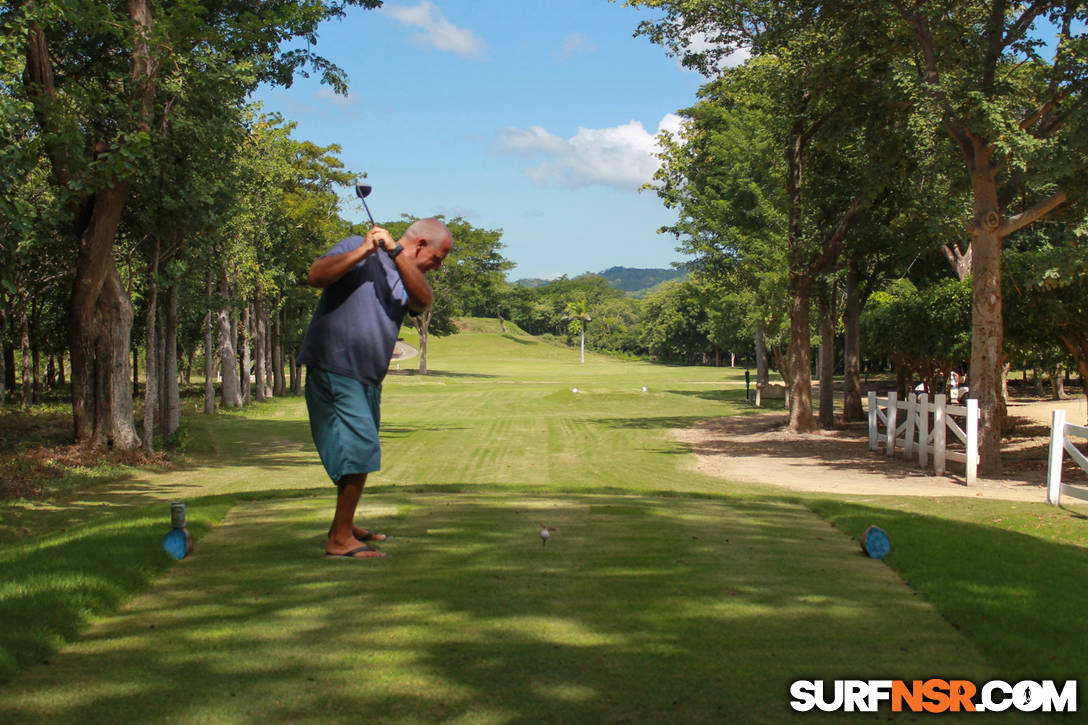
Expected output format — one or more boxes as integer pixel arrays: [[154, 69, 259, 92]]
[[596, 266, 686, 293], [513, 266, 685, 294], [512, 277, 552, 288]]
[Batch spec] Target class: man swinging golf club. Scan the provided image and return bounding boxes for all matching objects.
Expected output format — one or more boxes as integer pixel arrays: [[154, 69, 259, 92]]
[[298, 202, 452, 559]]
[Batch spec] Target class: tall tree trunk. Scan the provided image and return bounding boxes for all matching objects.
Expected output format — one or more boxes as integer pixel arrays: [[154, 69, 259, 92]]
[[289, 346, 298, 394], [156, 312, 166, 436], [163, 283, 179, 437], [754, 319, 769, 388], [231, 302, 241, 399], [0, 305, 6, 407], [57, 354, 64, 387], [99, 265, 140, 448], [19, 290, 31, 408], [291, 350, 302, 395], [786, 275, 816, 432], [241, 304, 253, 404], [31, 298, 40, 403], [263, 306, 274, 398], [5, 344, 15, 397], [842, 263, 864, 421], [69, 184, 139, 449], [203, 273, 216, 415], [967, 146, 1006, 473], [414, 311, 432, 375], [253, 300, 266, 402], [217, 278, 242, 408], [143, 239, 160, 452], [273, 308, 286, 396], [818, 295, 835, 429]]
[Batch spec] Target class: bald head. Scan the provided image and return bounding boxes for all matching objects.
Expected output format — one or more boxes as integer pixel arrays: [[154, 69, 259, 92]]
[[404, 218, 452, 248], [400, 217, 452, 272]]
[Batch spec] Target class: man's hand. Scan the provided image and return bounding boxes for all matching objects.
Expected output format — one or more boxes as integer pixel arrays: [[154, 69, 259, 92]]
[[367, 226, 394, 253]]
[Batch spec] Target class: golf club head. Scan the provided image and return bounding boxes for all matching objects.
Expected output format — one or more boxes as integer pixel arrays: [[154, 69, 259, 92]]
[[354, 183, 376, 227]]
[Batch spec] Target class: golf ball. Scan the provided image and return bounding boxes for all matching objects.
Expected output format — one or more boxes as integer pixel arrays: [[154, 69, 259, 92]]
[[571, 387, 578, 393], [540, 529, 550, 540]]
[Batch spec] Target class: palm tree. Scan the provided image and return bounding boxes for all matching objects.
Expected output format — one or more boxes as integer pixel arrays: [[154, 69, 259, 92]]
[[563, 298, 592, 363]]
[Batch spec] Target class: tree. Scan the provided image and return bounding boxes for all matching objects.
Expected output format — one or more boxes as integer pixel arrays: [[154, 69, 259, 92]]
[[861, 278, 972, 396], [8, 0, 381, 447], [633, 1, 914, 431], [563, 298, 592, 363], [885, 1, 1088, 470], [1005, 235, 1088, 415]]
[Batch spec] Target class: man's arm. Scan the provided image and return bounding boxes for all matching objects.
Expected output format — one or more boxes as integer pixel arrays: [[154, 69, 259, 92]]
[[391, 252, 433, 312], [307, 230, 381, 288]]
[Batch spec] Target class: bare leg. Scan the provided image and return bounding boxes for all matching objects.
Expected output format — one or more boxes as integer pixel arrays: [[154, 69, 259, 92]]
[[326, 473, 384, 558]]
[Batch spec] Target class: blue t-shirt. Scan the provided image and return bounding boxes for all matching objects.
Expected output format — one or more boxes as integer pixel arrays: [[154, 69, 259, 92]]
[[296, 236, 409, 385]]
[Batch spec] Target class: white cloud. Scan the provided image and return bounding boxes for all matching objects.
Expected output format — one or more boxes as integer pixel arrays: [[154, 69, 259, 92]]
[[494, 126, 569, 156], [383, 2, 485, 59], [679, 32, 750, 72], [493, 114, 685, 191], [554, 32, 596, 61]]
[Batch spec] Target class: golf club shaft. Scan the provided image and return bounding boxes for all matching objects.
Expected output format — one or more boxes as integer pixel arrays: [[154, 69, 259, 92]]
[[361, 200, 376, 228]]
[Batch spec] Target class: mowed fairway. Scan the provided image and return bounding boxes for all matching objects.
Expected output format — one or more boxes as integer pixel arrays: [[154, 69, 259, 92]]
[[1, 324, 1010, 723]]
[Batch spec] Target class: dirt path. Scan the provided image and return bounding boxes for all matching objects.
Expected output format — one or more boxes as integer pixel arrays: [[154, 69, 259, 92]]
[[673, 397, 1087, 502]]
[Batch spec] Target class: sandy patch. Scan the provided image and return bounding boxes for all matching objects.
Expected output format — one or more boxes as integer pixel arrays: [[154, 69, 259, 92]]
[[673, 397, 1088, 502]]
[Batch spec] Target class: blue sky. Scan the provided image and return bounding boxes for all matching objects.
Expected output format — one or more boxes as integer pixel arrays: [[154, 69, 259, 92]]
[[252, 0, 709, 280]]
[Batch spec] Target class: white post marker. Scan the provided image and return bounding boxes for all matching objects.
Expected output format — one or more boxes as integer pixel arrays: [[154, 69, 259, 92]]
[[965, 398, 979, 485], [934, 394, 947, 476], [1047, 408, 1067, 505], [886, 392, 898, 457], [917, 393, 929, 469], [868, 391, 878, 451], [903, 394, 917, 458]]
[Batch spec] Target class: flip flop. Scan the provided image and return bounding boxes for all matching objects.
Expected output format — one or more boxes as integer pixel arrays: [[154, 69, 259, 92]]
[[327, 526, 393, 542], [325, 544, 387, 559]]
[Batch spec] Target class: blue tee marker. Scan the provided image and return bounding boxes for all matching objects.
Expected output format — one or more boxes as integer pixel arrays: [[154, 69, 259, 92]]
[[163, 528, 192, 560], [163, 502, 193, 560], [862, 526, 891, 559]]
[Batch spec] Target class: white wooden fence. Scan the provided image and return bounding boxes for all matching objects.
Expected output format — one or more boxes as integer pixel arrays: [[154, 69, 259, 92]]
[[868, 391, 980, 483], [1046, 409, 1088, 506]]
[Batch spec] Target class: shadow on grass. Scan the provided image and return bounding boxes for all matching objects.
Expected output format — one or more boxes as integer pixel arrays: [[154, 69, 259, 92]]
[[501, 333, 536, 346], [593, 415, 712, 430], [0, 414, 467, 545], [0, 490, 320, 684], [666, 388, 747, 402], [0, 489, 1050, 723]]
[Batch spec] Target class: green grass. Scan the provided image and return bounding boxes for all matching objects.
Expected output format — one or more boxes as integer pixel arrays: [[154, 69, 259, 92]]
[[806, 496, 1088, 682], [2, 492, 1006, 723], [0, 322, 1085, 722]]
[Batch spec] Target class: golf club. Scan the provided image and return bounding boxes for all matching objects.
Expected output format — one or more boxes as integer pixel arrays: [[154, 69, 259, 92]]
[[355, 183, 376, 227]]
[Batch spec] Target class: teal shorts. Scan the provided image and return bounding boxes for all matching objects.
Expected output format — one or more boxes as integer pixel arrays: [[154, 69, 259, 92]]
[[304, 367, 382, 485]]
